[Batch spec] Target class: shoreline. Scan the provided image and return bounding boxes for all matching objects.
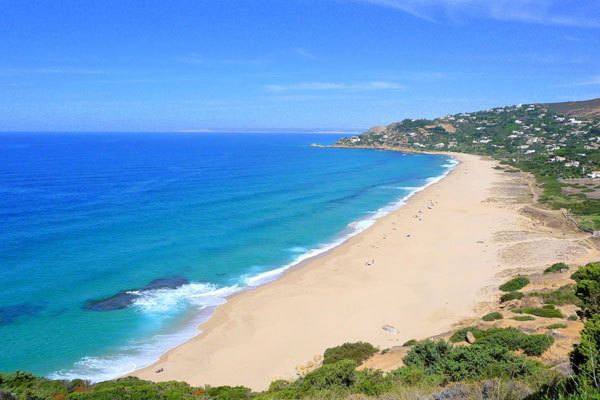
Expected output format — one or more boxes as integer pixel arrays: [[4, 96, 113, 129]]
[[49, 149, 456, 383], [130, 151, 598, 390], [117, 152, 458, 376]]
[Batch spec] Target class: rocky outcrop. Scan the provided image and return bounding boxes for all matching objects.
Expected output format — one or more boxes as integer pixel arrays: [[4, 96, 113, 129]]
[[84, 277, 188, 311]]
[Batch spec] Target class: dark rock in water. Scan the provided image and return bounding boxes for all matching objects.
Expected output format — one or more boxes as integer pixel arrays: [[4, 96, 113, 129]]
[[84, 277, 188, 311], [143, 277, 188, 290], [84, 292, 138, 312], [0, 303, 44, 325]]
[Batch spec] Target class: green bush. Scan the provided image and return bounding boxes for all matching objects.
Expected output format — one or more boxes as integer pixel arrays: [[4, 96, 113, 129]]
[[402, 339, 417, 347], [512, 307, 564, 319], [475, 327, 554, 357], [547, 324, 568, 330], [571, 262, 600, 319], [500, 277, 530, 292], [322, 342, 378, 365], [482, 312, 503, 321], [390, 365, 444, 386], [400, 330, 548, 384], [301, 359, 358, 391], [512, 315, 536, 321], [544, 262, 569, 274], [449, 327, 484, 343], [521, 335, 555, 357], [351, 368, 391, 396], [205, 385, 253, 400], [402, 340, 452, 374], [529, 285, 578, 306], [501, 291, 524, 302], [569, 315, 579, 321], [570, 316, 600, 390], [267, 379, 290, 393]]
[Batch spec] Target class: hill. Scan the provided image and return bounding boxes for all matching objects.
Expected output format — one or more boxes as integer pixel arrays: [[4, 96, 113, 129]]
[[543, 98, 600, 119]]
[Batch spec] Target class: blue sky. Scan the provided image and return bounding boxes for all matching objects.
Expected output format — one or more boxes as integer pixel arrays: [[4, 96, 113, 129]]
[[0, 0, 599, 132]]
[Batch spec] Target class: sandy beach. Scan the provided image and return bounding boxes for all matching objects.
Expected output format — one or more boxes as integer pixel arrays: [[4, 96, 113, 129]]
[[131, 152, 599, 390]]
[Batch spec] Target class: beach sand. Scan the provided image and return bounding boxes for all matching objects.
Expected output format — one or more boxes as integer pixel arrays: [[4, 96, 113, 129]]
[[131, 153, 599, 390]]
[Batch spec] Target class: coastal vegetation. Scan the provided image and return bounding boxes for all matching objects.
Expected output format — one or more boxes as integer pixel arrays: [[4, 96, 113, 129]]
[[512, 306, 564, 319], [547, 324, 568, 330], [501, 291, 525, 302], [322, 342, 378, 365], [529, 285, 578, 306], [512, 315, 536, 321], [3, 261, 599, 399], [482, 311, 503, 321], [499, 277, 531, 292], [545, 262, 569, 274]]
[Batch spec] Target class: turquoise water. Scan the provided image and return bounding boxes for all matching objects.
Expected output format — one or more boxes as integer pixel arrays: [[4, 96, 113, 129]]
[[0, 132, 454, 380]]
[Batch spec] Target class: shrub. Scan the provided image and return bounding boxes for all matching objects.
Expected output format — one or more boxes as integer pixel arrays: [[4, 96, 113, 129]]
[[569, 315, 579, 321], [544, 262, 569, 274], [450, 327, 484, 343], [205, 385, 253, 400], [521, 335, 555, 357], [475, 328, 553, 356], [301, 359, 358, 390], [268, 380, 290, 393], [547, 324, 568, 329], [402, 339, 417, 347], [391, 365, 445, 386], [322, 342, 378, 365], [400, 331, 548, 384], [569, 315, 600, 390], [512, 315, 535, 321], [500, 277, 530, 292], [402, 340, 452, 374], [352, 368, 392, 396], [501, 291, 524, 302], [571, 262, 600, 319], [482, 312, 503, 321], [512, 307, 563, 318], [530, 285, 578, 306]]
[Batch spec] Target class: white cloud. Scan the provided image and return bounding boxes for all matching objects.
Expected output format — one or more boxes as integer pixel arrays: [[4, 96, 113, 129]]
[[355, 0, 600, 27], [265, 81, 405, 92], [293, 48, 318, 60], [556, 75, 600, 88]]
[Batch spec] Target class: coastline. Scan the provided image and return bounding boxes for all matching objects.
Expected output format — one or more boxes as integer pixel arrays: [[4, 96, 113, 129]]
[[130, 152, 599, 390], [49, 147, 454, 383]]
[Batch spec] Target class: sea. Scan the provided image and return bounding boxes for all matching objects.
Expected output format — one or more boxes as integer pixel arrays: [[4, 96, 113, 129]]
[[0, 132, 456, 381]]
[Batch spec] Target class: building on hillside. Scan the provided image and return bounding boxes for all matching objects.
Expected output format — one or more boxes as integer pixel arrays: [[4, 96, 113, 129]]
[[587, 171, 600, 179], [548, 156, 566, 163]]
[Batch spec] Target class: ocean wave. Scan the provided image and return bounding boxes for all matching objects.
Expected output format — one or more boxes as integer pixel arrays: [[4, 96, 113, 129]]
[[131, 282, 239, 313], [48, 310, 211, 382]]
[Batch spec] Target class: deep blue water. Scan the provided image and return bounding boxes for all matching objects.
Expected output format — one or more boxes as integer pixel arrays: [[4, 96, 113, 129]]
[[0, 132, 454, 380]]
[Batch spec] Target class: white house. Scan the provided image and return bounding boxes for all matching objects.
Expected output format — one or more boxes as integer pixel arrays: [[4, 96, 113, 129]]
[[587, 171, 600, 179]]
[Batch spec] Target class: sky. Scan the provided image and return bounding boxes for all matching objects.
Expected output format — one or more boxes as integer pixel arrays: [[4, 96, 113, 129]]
[[0, 0, 599, 132]]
